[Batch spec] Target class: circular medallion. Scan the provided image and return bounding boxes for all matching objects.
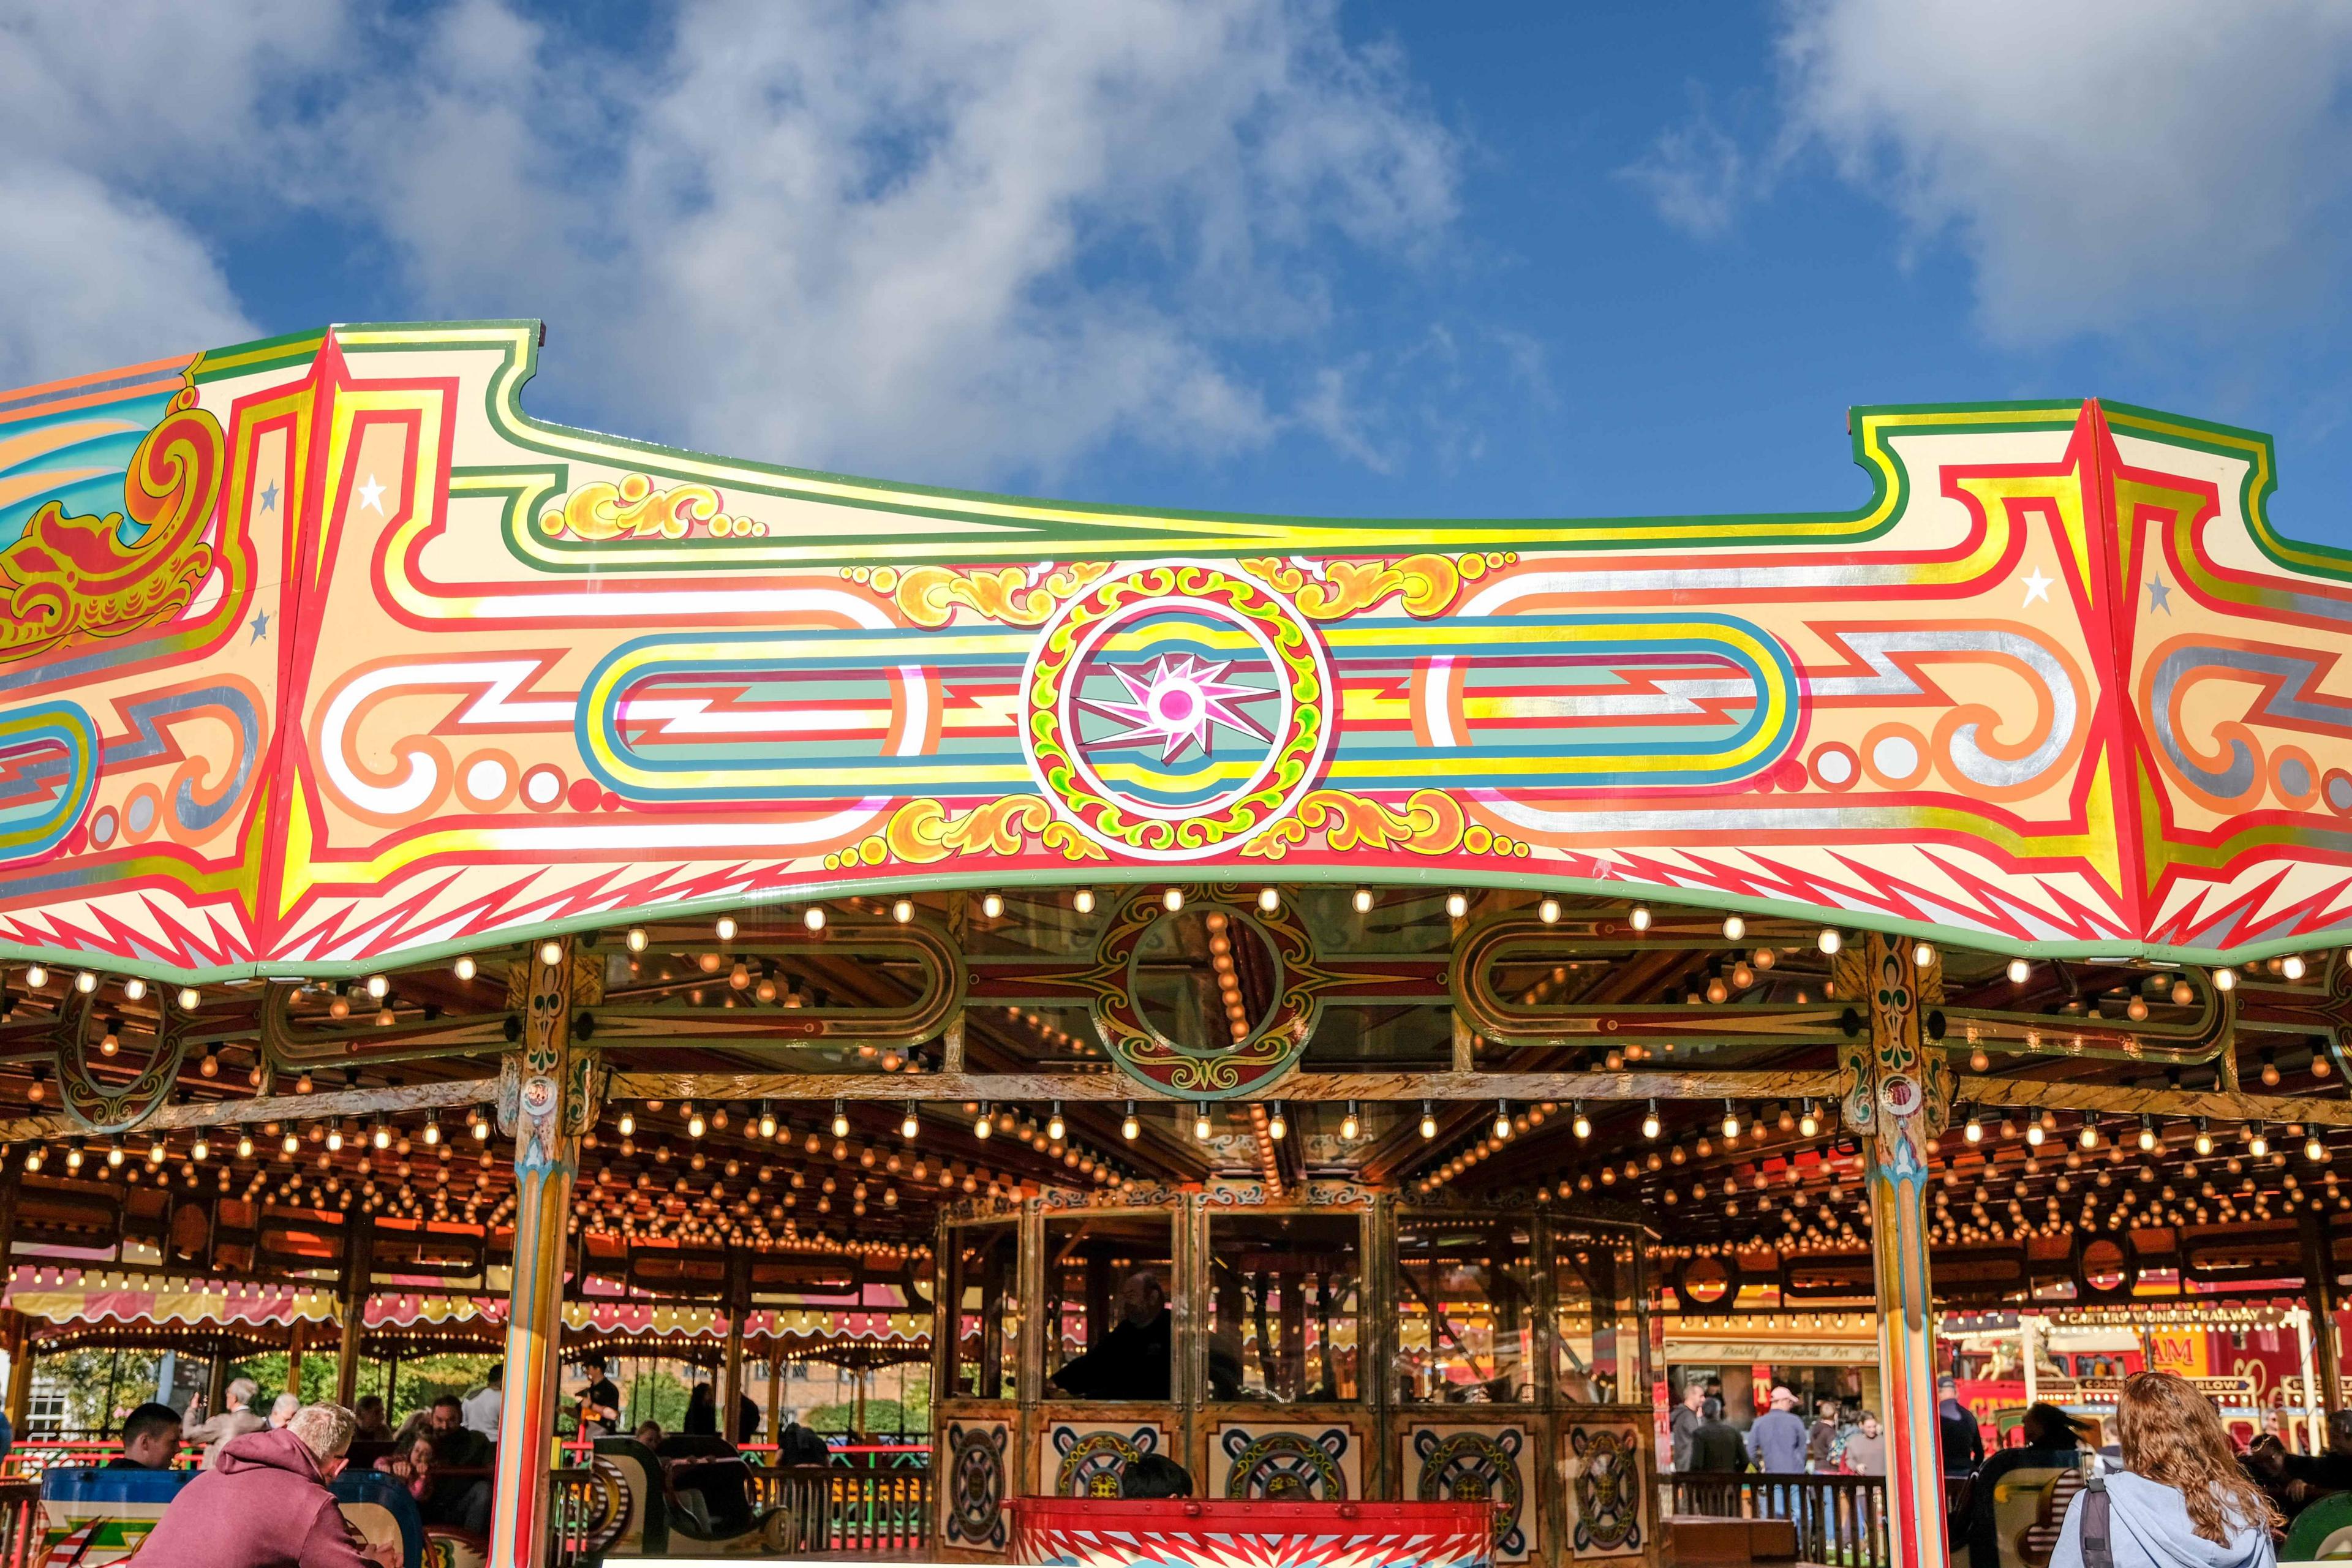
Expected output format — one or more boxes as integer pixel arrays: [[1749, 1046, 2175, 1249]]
[[1880, 1073, 1922, 1120], [520, 1075, 558, 1118], [1024, 562, 1332, 861]]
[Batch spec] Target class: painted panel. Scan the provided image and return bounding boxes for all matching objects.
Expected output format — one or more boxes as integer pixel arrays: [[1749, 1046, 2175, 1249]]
[[10, 327, 2352, 976], [1036, 1419, 1173, 1498], [1209, 1419, 1362, 1501], [943, 1417, 1013, 1553], [1560, 1418, 1649, 1560], [1401, 1420, 1535, 1561]]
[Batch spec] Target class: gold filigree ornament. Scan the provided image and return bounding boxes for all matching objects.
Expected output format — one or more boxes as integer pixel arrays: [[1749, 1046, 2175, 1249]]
[[537, 473, 764, 541], [828, 796, 1111, 870], [1237, 552, 1512, 621], [845, 562, 1114, 628], [1239, 788, 1525, 860]]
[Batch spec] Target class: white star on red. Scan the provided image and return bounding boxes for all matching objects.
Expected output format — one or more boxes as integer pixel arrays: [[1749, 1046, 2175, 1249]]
[[1078, 652, 1272, 763]]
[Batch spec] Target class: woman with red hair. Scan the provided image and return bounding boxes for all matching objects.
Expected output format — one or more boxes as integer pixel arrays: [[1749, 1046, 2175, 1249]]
[[2051, 1371, 2277, 1568]]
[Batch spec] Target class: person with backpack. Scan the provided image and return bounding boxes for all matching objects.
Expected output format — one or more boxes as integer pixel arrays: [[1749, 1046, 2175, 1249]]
[[2049, 1371, 2278, 1568]]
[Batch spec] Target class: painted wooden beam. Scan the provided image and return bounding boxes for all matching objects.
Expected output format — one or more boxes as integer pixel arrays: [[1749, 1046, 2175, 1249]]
[[606, 1068, 1850, 1104], [1954, 1074, 2352, 1127], [0, 1077, 491, 1145]]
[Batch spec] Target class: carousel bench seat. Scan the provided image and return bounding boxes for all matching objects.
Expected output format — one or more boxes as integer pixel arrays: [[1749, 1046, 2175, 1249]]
[[1664, 1513, 1800, 1564], [37, 1464, 424, 1568]]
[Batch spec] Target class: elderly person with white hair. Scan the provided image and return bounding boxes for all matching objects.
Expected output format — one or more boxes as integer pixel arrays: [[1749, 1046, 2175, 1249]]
[[183, 1377, 270, 1468], [269, 1393, 303, 1429], [139, 1403, 387, 1568]]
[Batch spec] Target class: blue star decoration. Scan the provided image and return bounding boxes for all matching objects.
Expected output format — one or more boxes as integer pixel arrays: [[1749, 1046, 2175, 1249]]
[[2146, 575, 2173, 614], [260, 479, 279, 513], [248, 609, 271, 644]]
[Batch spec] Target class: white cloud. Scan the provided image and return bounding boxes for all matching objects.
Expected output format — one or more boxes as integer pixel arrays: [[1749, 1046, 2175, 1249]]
[[1621, 104, 1750, 239], [0, 0, 341, 385], [1, 0, 1458, 483], [1774, 0, 2352, 343]]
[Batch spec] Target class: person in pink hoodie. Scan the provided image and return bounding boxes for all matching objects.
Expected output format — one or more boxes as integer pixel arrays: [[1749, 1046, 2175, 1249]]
[[134, 1403, 385, 1568]]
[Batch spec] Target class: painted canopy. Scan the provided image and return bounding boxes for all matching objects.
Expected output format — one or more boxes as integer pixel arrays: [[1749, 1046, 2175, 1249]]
[[2, 321, 2348, 978]]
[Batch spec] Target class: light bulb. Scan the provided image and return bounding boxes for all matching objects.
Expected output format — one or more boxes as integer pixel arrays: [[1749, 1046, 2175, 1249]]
[[831, 1104, 850, 1138], [1420, 1103, 1438, 1140], [236, 1134, 253, 1159], [107, 1144, 124, 1167], [1817, 929, 1841, 955], [803, 907, 826, 932], [974, 1110, 992, 1140], [1072, 888, 1096, 915], [2214, 967, 2237, 992], [2138, 1121, 2157, 1152], [2285, 954, 2308, 981], [472, 1112, 491, 1141], [1446, 892, 1469, 919], [1642, 1101, 1662, 1140], [1341, 1102, 1360, 1140], [1798, 1104, 1820, 1137], [326, 1123, 344, 1152], [1964, 1117, 1983, 1144], [892, 899, 915, 924], [1163, 888, 1185, 913], [2249, 1125, 2269, 1158], [2309, 1136, 2328, 1163], [1268, 1106, 1287, 1141], [424, 1120, 443, 1145], [1912, 941, 1936, 968], [372, 1122, 391, 1150], [1722, 1106, 1741, 1139], [2193, 1125, 2213, 1156], [75, 971, 97, 995], [1572, 1104, 1593, 1139], [1193, 1106, 1212, 1140], [1352, 887, 1374, 914], [283, 1133, 300, 1156], [122, 978, 146, 1001], [2078, 1122, 2098, 1149], [1538, 897, 1562, 924], [1723, 915, 1745, 941], [454, 956, 477, 981], [615, 1112, 633, 1138], [1630, 905, 1653, 932], [2007, 958, 2030, 984], [1047, 1106, 1065, 1141], [1122, 1103, 1140, 1140], [980, 893, 1003, 919], [1493, 1102, 1512, 1140], [902, 1109, 920, 1139], [715, 916, 737, 941], [2026, 1123, 2045, 1147], [1256, 887, 1280, 912], [538, 940, 563, 966], [23, 965, 45, 987], [365, 974, 389, 999], [626, 927, 649, 952]]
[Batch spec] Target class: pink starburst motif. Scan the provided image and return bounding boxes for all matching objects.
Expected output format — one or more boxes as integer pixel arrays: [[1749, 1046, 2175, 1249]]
[[1078, 651, 1273, 764]]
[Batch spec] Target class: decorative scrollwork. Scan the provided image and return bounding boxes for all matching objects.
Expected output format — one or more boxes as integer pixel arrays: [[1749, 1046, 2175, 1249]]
[[53, 993, 194, 1135]]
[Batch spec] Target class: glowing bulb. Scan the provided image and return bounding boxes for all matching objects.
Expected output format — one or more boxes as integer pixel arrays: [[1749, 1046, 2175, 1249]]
[[471, 1112, 491, 1142], [1817, 929, 1841, 955], [1912, 941, 1936, 968], [106, 1143, 124, 1167], [2007, 958, 2030, 984], [902, 1109, 920, 1139], [1122, 1104, 1140, 1140], [236, 1133, 253, 1159], [1268, 1106, 1287, 1141], [1341, 1102, 1360, 1140], [1072, 888, 1096, 915], [372, 1122, 391, 1150], [424, 1119, 443, 1145], [364, 974, 389, 999], [1630, 905, 1653, 932], [1573, 1106, 1592, 1139], [831, 1104, 850, 1139], [1722, 1105, 1741, 1139], [1492, 1102, 1512, 1140], [616, 1112, 633, 1138], [1964, 1117, 1983, 1144], [99, 1025, 118, 1055], [2193, 1125, 2213, 1156], [974, 1110, 992, 1140], [1420, 1104, 1438, 1139], [1194, 1106, 1212, 1140], [75, 971, 97, 995], [802, 907, 826, 932], [2079, 1121, 2098, 1149], [538, 940, 563, 966], [1352, 887, 1374, 914], [981, 893, 1003, 919], [626, 927, 649, 952], [66, 1145, 83, 1170], [1642, 1101, 1662, 1140], [1047, 1106, 1065, 1141], [715, 916, 737, 941], [2214, 967, 2237, 992], [283, 1133, 300, 1156], [23, 965, 45, 987], [1798, 1104, 1820, 1138], [1256, 888, 1280, 912], [1446, 892, 1469, 919], [1163, 888, 1185, 913], [454, 956, 477, 981], [1537, 898, 1561, 924], [326, 1123, 344, 1152], [2249, 1125, 2270, 1158], [2026, 1123, 2045, 1147], [122, 978, 146, 1001], [1723, 915, 1745, 941], [2286, 954, 2309, 981], [891, 899, 916, 924], [2309, 1136, 2328, 1163]]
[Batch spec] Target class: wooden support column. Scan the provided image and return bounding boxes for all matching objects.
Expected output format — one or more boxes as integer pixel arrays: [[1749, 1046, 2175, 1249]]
[[1835, 933, 1952, 1568], [335, 1217, 371, 1407], [2305, 1213, 2343, 1420], [720, 1250, 749, 1442], [286, 1321, 306, 1396], [765, 1355, 782, 1444], [489, 937, 599, 1568], [0, 1172, 18, 1425]]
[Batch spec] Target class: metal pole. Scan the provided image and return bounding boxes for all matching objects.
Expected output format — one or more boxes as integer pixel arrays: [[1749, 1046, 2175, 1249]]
[[2296, 1307, 2323, 1455], [2021, 1315, 2038, 1409]]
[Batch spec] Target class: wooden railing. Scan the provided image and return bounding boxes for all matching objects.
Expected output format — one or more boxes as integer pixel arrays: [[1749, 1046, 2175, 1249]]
[[749, 1460, 932, 1556], [1665, 1474, 1890, 1568], [0, 1480, 39, 1568]]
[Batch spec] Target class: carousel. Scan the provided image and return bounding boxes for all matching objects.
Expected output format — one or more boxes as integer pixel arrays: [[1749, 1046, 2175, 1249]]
[[0, 325, 2348, 1568]]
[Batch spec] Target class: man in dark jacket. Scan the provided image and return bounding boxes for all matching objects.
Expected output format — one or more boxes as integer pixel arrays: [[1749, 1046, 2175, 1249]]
[[1687, 1397, 1748, 1517], [1049, 1270, 1171, 1400], [1937, 1375, 1984, 1477], [135, 1403, 380, 1568], [111, 1403, 183, 1469], [1669, 1383, 1705, 1472]]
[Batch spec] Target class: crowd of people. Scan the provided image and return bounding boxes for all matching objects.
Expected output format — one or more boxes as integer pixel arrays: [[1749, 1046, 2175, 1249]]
[[1667, 1378, 1888, 1477]]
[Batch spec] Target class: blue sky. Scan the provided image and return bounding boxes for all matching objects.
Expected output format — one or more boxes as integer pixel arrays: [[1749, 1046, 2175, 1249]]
[[9, 1, 2352, 536]]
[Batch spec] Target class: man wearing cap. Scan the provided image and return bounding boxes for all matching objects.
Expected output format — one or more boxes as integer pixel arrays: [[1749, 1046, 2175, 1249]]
[[1747, 1385, 1809, 1474]]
